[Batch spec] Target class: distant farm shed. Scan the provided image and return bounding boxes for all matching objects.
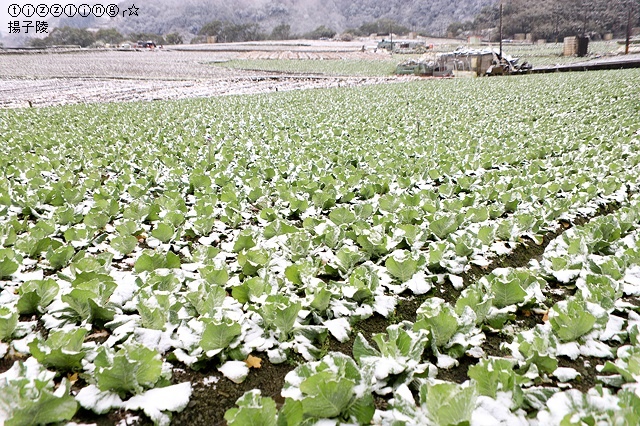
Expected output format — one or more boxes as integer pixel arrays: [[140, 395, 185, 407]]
[[377, 39, 427, 53], [396, 48, 530, 77]]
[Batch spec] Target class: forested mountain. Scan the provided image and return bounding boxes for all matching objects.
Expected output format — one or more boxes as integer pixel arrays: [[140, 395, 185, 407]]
[[449, 0, 639, 41], [41, 0, 640, 44], [99, 0, 495, 38]]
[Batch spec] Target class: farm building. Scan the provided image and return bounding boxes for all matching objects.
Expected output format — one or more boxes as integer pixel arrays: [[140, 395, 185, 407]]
[[396, 47, 530, 77], [377, 39, 427, 53]]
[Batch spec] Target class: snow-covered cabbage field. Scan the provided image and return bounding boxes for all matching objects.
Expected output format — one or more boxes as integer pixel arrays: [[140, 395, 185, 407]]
[[0, 50, 408, 109], [1, 68, 640, 425]]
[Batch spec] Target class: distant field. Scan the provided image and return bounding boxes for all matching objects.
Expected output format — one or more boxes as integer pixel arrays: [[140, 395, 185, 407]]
[[0, 40, 629, 108], [504, 40, 625, 66], [209, 40, 627, 75], [212, 58, 402, 76], [0, 49, 408, 108]]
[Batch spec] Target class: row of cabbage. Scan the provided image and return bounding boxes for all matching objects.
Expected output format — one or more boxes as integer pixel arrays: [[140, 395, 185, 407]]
[[0, 69, 639, 424], [226, 194, 640, 425]]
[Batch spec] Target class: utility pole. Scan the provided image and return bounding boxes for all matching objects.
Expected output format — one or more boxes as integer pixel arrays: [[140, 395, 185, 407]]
[[626, 5, 632, 55], [499, 3, 503, 58], [582, 7, 589, 36]]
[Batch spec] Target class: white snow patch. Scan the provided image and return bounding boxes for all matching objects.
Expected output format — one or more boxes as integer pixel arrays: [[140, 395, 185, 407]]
[[448, 274, 464, 290], [623, 266, 640, 295], [406, 271, 432, 294], [0, 342, 7, 359], [218, 360, 249, 384], [324, 318, 351, 343], [134, 328, 176, 354], [553, 367, 580, 382], [436, 354, 458, 369], [341, 285, 358, 299], [467, 346, 485, 358], [330, 300, 353, 317], [175, 321, 203, 350], [180, 262, 202, 272], [202, 376, 219, 386], [243, 328, 267, 350], [371, 264, 393, 288], [600, 315, 625, 342], [11, 268, 44, 283], [395, 384, 416, 404], [0, 285, 18, 305], [281, 384, 303, 400], [267, 348, 286, 364], [109, 271, 140, 307], [76, 385, 123, 414], [490, 242, 512, 256], [537, 389, 619, 426], [553, 269, 580, 284], [585, 302, 606, 320], [373, 295, 396, 317], [472, 393, 529, 426], [372, 356, 405, 380], [124, 382, 192, 426], [353, 304, 374, 319], [471, 257, 491, 267], [117, 416, 140, 426], [173, 348, 199, 366], [12, 320, 36, 339], [11, 334, 37, 354], [314, 420, 338, 426], [441, 257, 467, 275], [298, 309, 310, 320], [104, 315, 140, 347], [629, 311, 640, 328], [579, 340, 613, 358], [556, 342, 581, 360]]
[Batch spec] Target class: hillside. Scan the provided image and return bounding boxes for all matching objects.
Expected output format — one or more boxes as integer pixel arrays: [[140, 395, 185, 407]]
[[451, 0, 640, 41], [58, 0, 495, 39]]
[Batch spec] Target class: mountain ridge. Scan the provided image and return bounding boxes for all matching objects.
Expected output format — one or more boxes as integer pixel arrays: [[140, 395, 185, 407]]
[[104, 0, 494, 39]]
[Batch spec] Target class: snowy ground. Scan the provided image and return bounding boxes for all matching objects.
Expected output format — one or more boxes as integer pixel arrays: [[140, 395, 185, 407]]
[[0, 75, 411, 108], [0, 49, 416, 108]]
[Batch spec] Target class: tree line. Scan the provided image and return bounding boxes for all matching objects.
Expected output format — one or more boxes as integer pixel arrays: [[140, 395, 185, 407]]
[[29, 27, 184, 48], [28, 23, 334, 47], [448, 0, 640, 41], [184, 21, 337, 43], [28, 17, 417, 48], [194, 18, 411, 42]]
